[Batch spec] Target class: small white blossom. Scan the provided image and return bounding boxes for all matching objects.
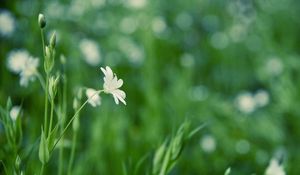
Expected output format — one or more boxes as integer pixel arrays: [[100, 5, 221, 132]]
[[7, 50, 39, 87], [118, 37, 144, 64], [86, 88, 101, 107], [254, 90, 270, 107], [235, 139, 250, 154], [265, 158, 285, 175], [0, 10, 15, 37], [79, 39, 101, 66], [126, 0, 147, 9], [101, 66, 126, 105], [210, 32, 229, 49], [151, 16, 166, 34], [7, 50, 30, 73], [200, 135, 216, 153], [10, 106, 21, 121], [266, 57, 283, 76], [19, 57, 39, 87], [120, 17, 138, 34], [235, 92, 256, 114], [180, 53, 195, 68], [175, 12, 193, 30]]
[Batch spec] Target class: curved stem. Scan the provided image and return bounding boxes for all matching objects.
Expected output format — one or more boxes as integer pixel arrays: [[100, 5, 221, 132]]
[[50, 90, 103, 153]]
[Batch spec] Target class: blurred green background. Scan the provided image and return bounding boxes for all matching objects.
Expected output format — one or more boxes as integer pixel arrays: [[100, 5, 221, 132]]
[[1, 0, 300, 174]]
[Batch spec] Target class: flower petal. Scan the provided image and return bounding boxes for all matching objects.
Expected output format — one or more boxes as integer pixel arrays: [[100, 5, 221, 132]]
[[113, 89, 126, 105], [113, 94, 119, 104], [86, 88, 101, 107]]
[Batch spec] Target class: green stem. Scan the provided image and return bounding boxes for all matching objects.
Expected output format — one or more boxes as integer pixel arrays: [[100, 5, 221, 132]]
[[40, 29, 46, 56], [44, 74, 49, 136], [50, 90, 103, 153], [48, 99, 55, 137], [41, 27, 49, 136], [67, 130, 78, 175], [58, 136, 64, 175], [40, 164, 45, 175], [58, 75, 67, 175]]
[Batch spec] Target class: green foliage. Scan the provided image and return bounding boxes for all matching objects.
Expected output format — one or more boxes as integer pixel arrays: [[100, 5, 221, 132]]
[[1, 0, 300, 174]]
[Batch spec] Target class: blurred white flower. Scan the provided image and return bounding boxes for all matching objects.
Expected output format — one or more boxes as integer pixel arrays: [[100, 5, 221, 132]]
[[7, 50, 30, 73], [10, 106, 21, 121], [266, 57, 283, 76], [189, 85, 208, 101], [90, 0, 106, 8], [118, 37, 144, 64], [46, 1, 65, 19], [235, 92, 256, 114], [200, 135, 216, 153], [265, 158, 285, 175], [86, 88, 101, 107], [101, 66, 126, 105], [120, 17, 138, 34], [0, 10, 15, 37], [210, 32, 229, 49], [151, 16, 167, 34], [228, 24, 247, 42], [235, 139, 250, 154], [180, 53, 195, 68], [126, 0, 147, 9], [19, 57, 39, 87], [68, 0, 87, 17], [175, 12, 193, 30], [79, 39, 101, 66], [7, 50, 39, 87], [253, 90, 269, 107]]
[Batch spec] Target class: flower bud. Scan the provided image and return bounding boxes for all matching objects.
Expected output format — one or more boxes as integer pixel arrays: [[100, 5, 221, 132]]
[[224, 167, 231, 175], [60, 55, 66, 65], [50, 31, 56, 48], [170, 132, 184, 160], [15, 155, 21, 169], [38, 14, 46, 28], [44, 46, 55, 73], [152, 140, 167, 174], [38, 129, 49, 164], [49, 75, 60, 100]]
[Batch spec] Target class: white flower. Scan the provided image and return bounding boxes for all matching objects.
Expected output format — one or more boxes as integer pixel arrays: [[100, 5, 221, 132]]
[[7, 50, 39, 87], [180, 53, 195, 68], [101, 66, 126, 105], [265, 158, 285, 175], [19, 57, 39, 87], [200, 135, 216, 153], [79, 39, 101, 66], [266, 57, 283, 76], [118, 37, 144, 64], [253, 90, 270, 107], [7, 50, 30, 73], [126, 0, 147, 9], [210, 32, 229, 49], [151, 16, 167, 34], [10, 106, 21, 121], [235, 92, 256, 114], [86, 88, 101, 107], [0, 10, 15, 37]]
